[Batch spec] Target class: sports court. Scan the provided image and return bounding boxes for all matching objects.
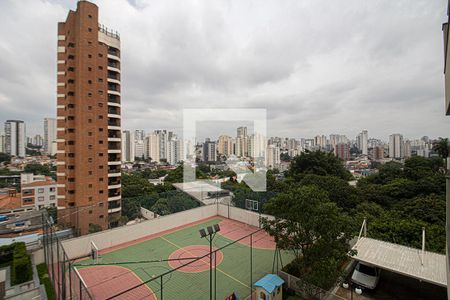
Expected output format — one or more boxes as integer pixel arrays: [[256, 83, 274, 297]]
[[73, 216, 294, 300]]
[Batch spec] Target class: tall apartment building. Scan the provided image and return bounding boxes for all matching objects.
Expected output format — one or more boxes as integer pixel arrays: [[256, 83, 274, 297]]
[[389, 134, 404, 159], [217, 135, 233, 157], [4, 120, 26, 157], [44, 118, 57, 155], [266, 145, 280, 169], [202, 139, 217, 162], [121, 130, 135, 162], [0, 134, 5, 153], [56, 1, 122, 235], [356, 130, 368, 155], [335, 143, 350, 161]]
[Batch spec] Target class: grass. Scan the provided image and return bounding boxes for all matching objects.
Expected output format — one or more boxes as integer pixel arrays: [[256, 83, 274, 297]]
[[37, 263, 56, 300], [75, 217, 295, 300]]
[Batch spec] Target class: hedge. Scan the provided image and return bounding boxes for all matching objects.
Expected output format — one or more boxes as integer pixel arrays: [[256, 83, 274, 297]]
[[0, 242, 33, 285], [37, 263, 56, 300]]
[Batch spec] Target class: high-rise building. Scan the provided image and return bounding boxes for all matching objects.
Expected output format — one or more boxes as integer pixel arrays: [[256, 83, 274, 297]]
[[335, 143, 350, 161], [202, 139, 217, 162], [168, 137, 183, 166], [44, 118, 57, 155], [372, 146, 385, 160], [236, 126, 249, 157], [134, 130, 145, 141], [356, 130, 368, 155], [0, 134, 5, 153], [33, 134, 44, 147], [4, 120, 26, 157], [389, 134, 404, 159], [217, 135, 233, 157], [266, 145, 280, 169], [121, 130, 135, 162], [56, 1, 122, 234]]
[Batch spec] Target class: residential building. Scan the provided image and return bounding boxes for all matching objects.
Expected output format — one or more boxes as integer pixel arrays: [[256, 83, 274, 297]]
[[372, 146, 385, 160], [0, 134, 5, 153], [356, 130, 368, 155], [56, 1, 122, 234], [121, 130, 135, 162], [335, 143, 350, 161], [44, 118, 57, 155], [33, 134, 44, 147], [236, 126, 248, 157], [266, 145, 280, 169], [202, 139, 217, 162], [217, 135, 233, 157], [20, 173, 57, 210], [168, 137, 183, 165], [4, 120, 26, 157], [389, 134, 404, 159]]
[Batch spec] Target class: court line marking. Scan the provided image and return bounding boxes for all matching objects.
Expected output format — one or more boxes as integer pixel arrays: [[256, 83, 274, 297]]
[[159, 235, 250, 289]]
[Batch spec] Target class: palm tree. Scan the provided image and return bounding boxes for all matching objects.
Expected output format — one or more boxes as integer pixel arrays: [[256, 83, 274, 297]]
[[433, 137, 450, 170]]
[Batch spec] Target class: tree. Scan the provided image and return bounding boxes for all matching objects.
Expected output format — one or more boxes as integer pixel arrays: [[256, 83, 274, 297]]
[[261, 185, 353, 289], [121, 173, 155, 198], [88, 223, 102, 234], [24, 164, 52, 176], [287, 150, 353, 181], [432, 137, 449, 170], [0, 153, 11, 163]]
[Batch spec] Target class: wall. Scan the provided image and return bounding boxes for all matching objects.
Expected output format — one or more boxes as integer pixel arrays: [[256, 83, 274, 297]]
[[62, 204, 218, 259], [140, 207, 157, 220], [217, 204, 274, 227]]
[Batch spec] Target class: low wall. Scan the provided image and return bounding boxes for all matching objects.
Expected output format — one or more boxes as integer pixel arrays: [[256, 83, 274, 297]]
[[61, 204, 218, 259], [217, 204, 274, 227], [140, 207, 157, 220]]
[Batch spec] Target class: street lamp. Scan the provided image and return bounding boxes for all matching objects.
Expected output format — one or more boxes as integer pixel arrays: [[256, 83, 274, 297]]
[[199, 224, 221, 300]]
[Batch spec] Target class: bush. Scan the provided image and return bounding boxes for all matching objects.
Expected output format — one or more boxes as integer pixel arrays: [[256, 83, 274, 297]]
[[37, 263, 56, 300], [1, 242, 34, 285]]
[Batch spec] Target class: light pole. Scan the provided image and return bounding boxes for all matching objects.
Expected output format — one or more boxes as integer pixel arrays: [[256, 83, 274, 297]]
[[199, 224, 221, 300]]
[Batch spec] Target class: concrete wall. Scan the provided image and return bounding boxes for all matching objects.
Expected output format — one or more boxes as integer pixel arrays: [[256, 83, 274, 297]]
[[140, 207, 157, 220], [62, 203, 276, 260], [61, 204, 218, 259], [217, 204, 274, 227]]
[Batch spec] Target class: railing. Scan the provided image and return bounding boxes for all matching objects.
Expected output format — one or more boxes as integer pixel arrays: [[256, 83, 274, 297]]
[[98, 23, 120, 40], [108, 119, 120, 127], [108, 84, 119, 92], [108, 179, 121, 185], [108, 95, 120, 104], [108, 48, 120, 57], [108, 108, 120, 115], [108, 201, 121, 209], [107, 61, 120, 69], [108, 72, 120, 80]]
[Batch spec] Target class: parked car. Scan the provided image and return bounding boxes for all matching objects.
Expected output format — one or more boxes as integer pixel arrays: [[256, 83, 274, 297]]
[[351, 262, 381, 290], [0, 215, 9, 222]]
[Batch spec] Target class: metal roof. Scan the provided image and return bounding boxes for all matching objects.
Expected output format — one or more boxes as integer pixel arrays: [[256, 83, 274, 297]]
[[351, 237, 446, 287]]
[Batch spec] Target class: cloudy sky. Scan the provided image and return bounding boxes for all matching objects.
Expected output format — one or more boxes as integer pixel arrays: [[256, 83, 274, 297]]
[[0, 0, 448, 141]]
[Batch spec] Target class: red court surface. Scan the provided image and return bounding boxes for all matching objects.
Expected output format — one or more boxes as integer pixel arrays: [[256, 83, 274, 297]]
[[78, 265, 157, 300], [218, 218, 276, 250], [168, 245, 224, 273]]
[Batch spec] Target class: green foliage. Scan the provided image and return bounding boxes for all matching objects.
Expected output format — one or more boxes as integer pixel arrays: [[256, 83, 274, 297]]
[[0, 152, 11, 163], [288, 150, 353, 181], [1, 242, 33, 285], [37, 263, 56, 300], [262, 185, 352, 289], [121, 173, 156, 198], [299, 174, 360, 209], [24, 163, 52, 176], [88, 223, 102, 234]]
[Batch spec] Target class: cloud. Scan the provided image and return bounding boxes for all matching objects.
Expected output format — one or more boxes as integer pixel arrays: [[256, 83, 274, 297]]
[[0, 0, 448, 141]]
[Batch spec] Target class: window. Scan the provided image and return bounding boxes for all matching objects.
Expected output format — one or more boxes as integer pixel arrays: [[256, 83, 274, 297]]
[[67, 141, 75, 145], [99, 215, 104, 219], [99, 128, 103, 132], [99, 202, 104, 207], [68, 91, 75, 96], [68, 55, 75, 60], [99, 190, 104, 194], [50, 187, 55, 192], [88, 67, 92, 71], [98, 103, 103, 107], [68, 104, 75, 108], [98, 90, 104, 95], [88, 132, 92, 136], [99, 178, 103, 181], [98, 115, 103, 119], [38, 196, 44, 201], [88, 92, 92, 97], [68, 79, 75, 84], [88, 184, 92, 188], [22, 189, 33, 195], [23, 198, 33, 204], [88, 80, 92, 84], [88, 158, 93, 162], [88, 28, 92, 32], [99, 153, 103, 157], [68, 42, 75, 48], [89, 197, 93, 201], [98, 53, 103, 58], [88, 171, 92, 175], [88, 106, 92, 110], [88, 119, 92, 123], [68, 178, 75, 182], [50, 195, 56, 200], [68, 190, 75, 194], [99, 166, 103, 169], [98, 66, 103, 70], [68, 165, 75, 169], [88, 54, 92, 58], [88, 145, 93, 149], [68, 153, 75, 158], [99, 140, 103, 144], [68, 116, 74, 120], [68, 128, 75, 133], [98, 78, 103, 82], [38, 188, 44, 193], [88, 14, 92, 19], [68, 67, 75, 72], [89, 210, 92, 214]]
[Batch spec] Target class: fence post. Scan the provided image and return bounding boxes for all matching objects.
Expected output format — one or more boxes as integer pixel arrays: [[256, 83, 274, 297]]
[[250, 233, 253, 299], [160, 276, 163, 300]]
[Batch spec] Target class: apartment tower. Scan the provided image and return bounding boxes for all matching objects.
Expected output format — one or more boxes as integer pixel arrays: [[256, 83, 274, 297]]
[[56, 1, 122, 235]]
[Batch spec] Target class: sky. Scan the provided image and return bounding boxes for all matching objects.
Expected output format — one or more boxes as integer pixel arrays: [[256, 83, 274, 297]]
[[0, 0, 448, 141]]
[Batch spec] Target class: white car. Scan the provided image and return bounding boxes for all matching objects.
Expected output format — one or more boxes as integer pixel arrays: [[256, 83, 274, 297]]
[[351, 262, 380, 290]]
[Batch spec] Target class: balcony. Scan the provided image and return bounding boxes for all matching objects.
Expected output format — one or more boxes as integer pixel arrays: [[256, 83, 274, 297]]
[[108, 71, 120, 81], [108, 153, 121, 161], [108, 189, 121, 198], [108, 47, 120, 57], [108, 142, 121, 150], [108, 60, 120, 69], [99, 23, 120, 40], [108, 118, 120, 127], [108, 83, 120, 92], [108, 94, 120, 106], [108, 200, 121, 210], [108, 178, 121, 186], [108, 107, 121, 119]]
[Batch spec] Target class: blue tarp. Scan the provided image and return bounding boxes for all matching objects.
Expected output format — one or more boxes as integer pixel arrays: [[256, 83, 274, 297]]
[[254, 274, 284, 294]]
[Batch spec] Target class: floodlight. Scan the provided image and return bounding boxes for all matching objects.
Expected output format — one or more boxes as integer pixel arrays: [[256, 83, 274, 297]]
[[213, 224, 221, 232], [207, 226, 214, 235], [199, 229, 207, 238]]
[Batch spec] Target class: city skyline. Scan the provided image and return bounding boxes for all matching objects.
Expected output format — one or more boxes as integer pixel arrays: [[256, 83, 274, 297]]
[[0, 0, 448, 139]]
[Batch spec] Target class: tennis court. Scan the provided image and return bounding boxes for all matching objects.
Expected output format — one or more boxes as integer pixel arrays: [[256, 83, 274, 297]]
[[73, 216, 294, 299]]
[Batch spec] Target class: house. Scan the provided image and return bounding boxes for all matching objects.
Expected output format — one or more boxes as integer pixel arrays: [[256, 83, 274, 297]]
[[254, 274, 284, 300]]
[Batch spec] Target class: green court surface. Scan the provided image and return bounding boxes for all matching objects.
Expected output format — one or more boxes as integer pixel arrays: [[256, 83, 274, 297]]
[[75, 217, 295, 300]]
